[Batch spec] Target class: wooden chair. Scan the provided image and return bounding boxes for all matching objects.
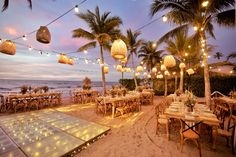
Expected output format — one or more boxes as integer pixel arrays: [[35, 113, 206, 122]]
[[155, 101, 169, 136], [13, 98, 27, 113], [141, 93, 153, 105], [213, 99, 230, 129], [179, 119, 202, 157], [116, 100, 129, 117], [27, 97, 39, 110], [217, 115, 236, 154]]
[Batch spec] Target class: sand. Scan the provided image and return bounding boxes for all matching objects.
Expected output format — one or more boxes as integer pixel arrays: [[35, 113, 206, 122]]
[[54, 96, 234, 157]]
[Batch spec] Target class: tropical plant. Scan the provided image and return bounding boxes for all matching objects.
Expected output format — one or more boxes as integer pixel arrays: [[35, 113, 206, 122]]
[[150, 0, 235, 106], [213, 52, 224, 60], [82, 77, 92, 90], [73, 6, 122, 95], [138, 41, 164, 72], [123, 29, 143, 88], [20, 85, 28, 94], [226, 52, 236, 61], [2, 0, 32, 12]]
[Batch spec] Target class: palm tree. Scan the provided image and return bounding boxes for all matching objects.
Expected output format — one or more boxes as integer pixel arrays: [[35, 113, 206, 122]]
[[124, 29, 143, 87], [138, 41, 164, 72], [150, 0, 235, 106], [2, 0, 32, 11], [226, 52, 236, 61], [72, 6, 122, 95], [213, 52, 224, 60]]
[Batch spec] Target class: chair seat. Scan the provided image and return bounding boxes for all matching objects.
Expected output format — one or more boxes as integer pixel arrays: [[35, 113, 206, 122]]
[[158, 118, 168, 124], [217, 128, 232, 137], [182, 130, 199, 139]]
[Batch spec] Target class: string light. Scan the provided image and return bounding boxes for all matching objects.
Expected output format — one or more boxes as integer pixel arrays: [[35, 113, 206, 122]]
[[162, 15, 168, 22], [208, 55, 211, 58], [74, 5, 79, 13], [28, 46, 32, 51], [0, 38, 2, 43], [152, 42, 156, 48], [22, 35, 27, 41], [185, 53, 188, 57], [230, 70, 233, 74], [84, 50, 88, 54], [200, 27, 204, 31], [202, 1, 209, 7], [193, 26, 198, 31], [85, 59, 88, 64], [188, 45, 191, 48], [218, 68, 221, 71]]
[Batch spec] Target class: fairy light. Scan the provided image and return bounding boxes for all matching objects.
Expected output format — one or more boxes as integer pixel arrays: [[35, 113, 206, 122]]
[[172, 72, 176, 75], [202, 1, 209, 7], [201, 63, 205, 67], [22, 35, 27, 41], [185, 53, 188, 57], [39, 50, 42, 55], [193, 26, 198, 31], [46, 53, 50, 57], [188, 45, 191, 48], [140, 61, 144, 65], [209, 66, 212, 69], [0, 38, 2, 43], [162, 15, 168, 22], [208, 55, 211, 58], [74, 5, 79, 13], [84, 50, 88, 54], [230, 70, 233, 74], [152, 42, 156, 48], [200, 27, 204, 31], [28, 46, 32, 51], [100, 63, 104, 67], [218, 68, 221, 71], [85, 59, 88, 64]]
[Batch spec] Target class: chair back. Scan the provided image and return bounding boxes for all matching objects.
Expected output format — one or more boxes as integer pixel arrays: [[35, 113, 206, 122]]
[[180, 119, 202, 137]]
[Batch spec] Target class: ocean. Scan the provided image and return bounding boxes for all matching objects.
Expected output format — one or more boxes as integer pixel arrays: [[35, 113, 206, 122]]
[[0, 79, 117, 95]]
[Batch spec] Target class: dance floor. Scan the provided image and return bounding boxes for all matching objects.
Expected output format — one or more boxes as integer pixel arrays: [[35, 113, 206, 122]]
[[0, 109, 110, 157]]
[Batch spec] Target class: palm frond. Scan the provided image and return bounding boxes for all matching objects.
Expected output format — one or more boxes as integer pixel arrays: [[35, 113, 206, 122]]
[[2, 0, 9, 12], [78, 41, 97, 52], [72, 28, 95, 40], [227, 52, 236, 61], [215, 9, 236, 27]]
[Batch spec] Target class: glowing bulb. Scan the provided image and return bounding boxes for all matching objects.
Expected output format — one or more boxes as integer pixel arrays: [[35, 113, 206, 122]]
[[193, 26, 198, 31], [46, 53, 50, 57], [85, 59, 88, 64], [185, 53, 188, 57], [0, 38, 2, 43], [172, 72, 176, 75], [84, 50, 88, 54], [208, 55, 211, 58], [162, 15, 168, 22], [148, 74, 151, 78], [140, 61, 144, 65], [201, 63, 205, 67], [209, 66, 212, 69], [152, 42, 156, 48], [230, 70, 233, 74], [202, 48, 205, 52], [200, 27, 204, 31], [22, 35, 27, 41], [218, 68, 221, 71], [188, 45, 191, 48], [74, 5, 79, 13], [201, 43, 205, 47], [28, 46, 32, 51], [202, 1, 209, 7]]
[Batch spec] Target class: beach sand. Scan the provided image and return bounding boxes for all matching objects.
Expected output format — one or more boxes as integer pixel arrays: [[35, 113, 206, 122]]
[[54, 96, 234, 157]]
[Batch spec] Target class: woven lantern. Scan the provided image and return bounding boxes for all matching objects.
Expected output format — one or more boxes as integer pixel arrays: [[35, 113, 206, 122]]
[[104, 66, 109, 74], [67, 58, 74, 65], [164, 55, 176, 68], [135, 72, 140, 76], [116, 65, 122, 72], [164, 70, 170, 75], [161, 64, 166, 71], [179, 63, 186, 69], [58, 54, 68, 64], [120, 57, 127, 64], [36, 26, 51, 44], [136, 65, 143, 72], [111, 39, 127, 59], [152, 67, 157, 73], [0, 40, 16, 55], [186, 68, 194, 75], [126, 67, 131, 73]]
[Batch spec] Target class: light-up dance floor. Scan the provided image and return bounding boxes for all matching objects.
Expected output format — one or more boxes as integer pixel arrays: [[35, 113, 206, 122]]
[[0, 109, 110, 157]]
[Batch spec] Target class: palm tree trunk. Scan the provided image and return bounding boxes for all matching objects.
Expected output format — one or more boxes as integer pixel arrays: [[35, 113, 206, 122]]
[[99, 44, 106, 95], [164, 75, 167, 97], [180, 68, 184, 92], [131, 53, 138, 88], [202, 33, 211, 107]]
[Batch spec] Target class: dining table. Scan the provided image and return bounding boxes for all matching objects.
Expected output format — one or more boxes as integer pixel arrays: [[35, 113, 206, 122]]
[[101, 93, 141, 118], [163, 102, 220, 149]]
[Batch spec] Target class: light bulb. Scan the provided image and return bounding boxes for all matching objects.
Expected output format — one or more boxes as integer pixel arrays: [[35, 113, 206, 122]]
[[28, 46, 32, 51], [22, 35, 27, 41], [162, 15, 168, 22], [84, 50, 88, 54], [193, 26, 198, 31], [202, 1, 209, 7], [74, 5, 79, 13], [152, 42, 156, 48]]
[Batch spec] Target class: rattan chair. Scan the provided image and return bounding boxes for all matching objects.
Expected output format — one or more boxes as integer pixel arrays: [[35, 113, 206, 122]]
[[155, 101, 169, 137]]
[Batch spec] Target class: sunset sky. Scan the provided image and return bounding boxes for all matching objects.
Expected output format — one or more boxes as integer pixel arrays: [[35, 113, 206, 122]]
[[0, 0, 235, 82]]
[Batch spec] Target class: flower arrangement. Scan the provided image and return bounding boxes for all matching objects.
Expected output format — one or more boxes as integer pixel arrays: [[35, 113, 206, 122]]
[[184, 92, 196, 112], [121, 88, 127, 96], [20, 85, 28, 94], [110, 86, 117, 98], [175, 89, 182, 96], [82, 77, 92, 90]]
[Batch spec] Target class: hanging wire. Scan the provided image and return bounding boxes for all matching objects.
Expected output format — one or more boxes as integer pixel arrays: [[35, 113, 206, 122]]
[[10, 0, 89, 41]]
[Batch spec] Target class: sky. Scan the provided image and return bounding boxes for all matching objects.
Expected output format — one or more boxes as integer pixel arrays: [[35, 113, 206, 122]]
[[0, 0, 235, 82]]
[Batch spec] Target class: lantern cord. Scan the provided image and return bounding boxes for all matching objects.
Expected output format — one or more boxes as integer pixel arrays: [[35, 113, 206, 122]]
[[134, 16, 162, 33], [10, 0, 88, 41]]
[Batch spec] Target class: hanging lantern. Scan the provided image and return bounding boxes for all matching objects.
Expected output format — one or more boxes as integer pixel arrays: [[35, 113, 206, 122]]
[[104, 66, 109, 74], [111, 39, 127, 59], [136, 65, 143, 72], [152, 67, 157, 73], [121, 68, 125, 72], [0, 40, 16, 55], [164, 55, 176, 68], [135, 72, 140, 76], [116, 65, 122, 72], [179, 63, 186, 69], [148, 74, 151, 78], [67, 58, 74, 65], [125, 67, 131, 73], [143, 72, 147, 76], [161, 64, 166, 71], [58, 54, 68, 64], [157, 74, 163, 79], [36, 26, 51, 44], [186, 68, 194, 75], [164, 70, 170, 75], [120, 57, 127, 64]]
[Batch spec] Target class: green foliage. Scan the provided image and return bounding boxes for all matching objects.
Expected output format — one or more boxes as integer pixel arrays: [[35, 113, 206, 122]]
[[119, 79, 142, 90], [20, 85, 28, 94]]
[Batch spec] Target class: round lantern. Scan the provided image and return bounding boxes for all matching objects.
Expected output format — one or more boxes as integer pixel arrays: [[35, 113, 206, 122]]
[[135, 72, 140, 76], [104, 66, 109, 74], [148, 74, 151, 78], [116, 65, 122, 72], [36, 26, 51, 44], [164, 55, 176, 68], [0, 40, 16, 55], [179, 63, 186, 69], [161, 64, 166, 71], [58, 54, 68, 64], [67, 58, 74, 65], [136, 65, 143, 72], [126, 67, 131, 73], [187, 68, 194, 75], [164, 70, 170, 75], [111, 39, 127, 59], [143, 72, 147, 76], [152, 67, 157, 73], [120, 57, 127, 64], [157, 74, 163, 79]]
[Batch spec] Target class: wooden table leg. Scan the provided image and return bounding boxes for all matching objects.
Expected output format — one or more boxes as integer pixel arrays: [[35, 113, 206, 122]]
[[167, 118, 170, 140], [112, 103, 115, 119], [212, 126, 217, 150]]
